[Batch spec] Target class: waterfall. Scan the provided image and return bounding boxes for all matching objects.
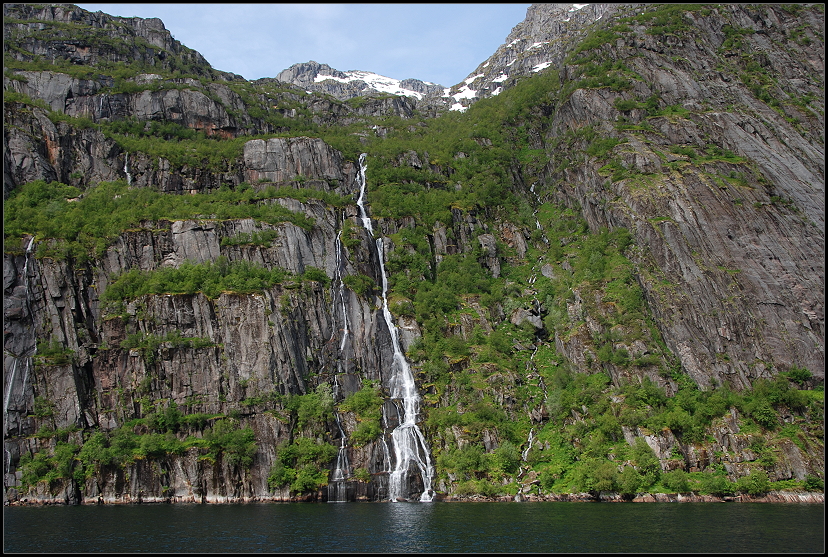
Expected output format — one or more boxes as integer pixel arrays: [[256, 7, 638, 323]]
[[522, 428, 535, 462], [6, 238, 37, 414], [3, 359, 19, 418], [124, 152, 132, 186], [333, 228, 350, 351], [529, 183, 549, 244], [327, 237, 353, 502], [4, 237, 36, 475], [354, 154, 435, 502], [328, 405, 351, 503]]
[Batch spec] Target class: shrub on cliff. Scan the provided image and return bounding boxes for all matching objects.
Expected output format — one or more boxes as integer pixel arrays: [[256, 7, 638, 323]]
[[268, 437, 337, 494], [200, 418, 257, 468], [737, 469, 771, 496]]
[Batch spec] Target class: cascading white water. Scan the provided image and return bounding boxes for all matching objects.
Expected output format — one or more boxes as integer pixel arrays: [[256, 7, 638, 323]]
[[4, 237, 36, 476], [522, 428, 535, 462], [124, 152, 132, 186], [529, 183, 549, 244], [3, 359, 19, 420], [5, 238, 36, 416], [327, 231, 353, 502], [333, 229, 350, 351], [354, 154, 434, 502], [328, 406, 351, 503]]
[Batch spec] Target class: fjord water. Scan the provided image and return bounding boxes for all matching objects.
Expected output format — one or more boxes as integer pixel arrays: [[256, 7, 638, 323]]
[[4, 502, 824, 553]]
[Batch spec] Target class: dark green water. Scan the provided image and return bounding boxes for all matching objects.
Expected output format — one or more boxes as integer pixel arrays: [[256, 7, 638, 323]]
[[3, 501, 824, 553]]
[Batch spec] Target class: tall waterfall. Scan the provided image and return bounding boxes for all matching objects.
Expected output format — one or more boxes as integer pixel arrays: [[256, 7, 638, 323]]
[[327, 228, 353, 502], [4, 237, 36, 420], [333, 229, 350, 351], [124, 152, 132, 186], [4, 238, 36, 477], [328, 405, 351, 503], [354, 154, 435, 502]]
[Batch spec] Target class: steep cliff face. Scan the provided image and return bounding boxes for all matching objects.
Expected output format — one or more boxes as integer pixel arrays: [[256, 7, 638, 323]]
[[3, 175, 408, 503], [4, 3, 824, 504], [445, 3, 627, 110], [538, 3, 824, 389]]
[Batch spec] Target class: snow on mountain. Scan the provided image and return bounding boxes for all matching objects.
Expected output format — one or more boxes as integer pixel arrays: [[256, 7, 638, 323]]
[[314, 70, 433, 100]]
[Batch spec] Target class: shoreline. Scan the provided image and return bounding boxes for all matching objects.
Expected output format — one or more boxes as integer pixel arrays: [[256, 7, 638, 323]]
[[5, 490, 824, 506]]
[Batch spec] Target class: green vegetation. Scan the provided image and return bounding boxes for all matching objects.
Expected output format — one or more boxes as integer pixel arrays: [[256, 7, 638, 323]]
[[34, 340, 75, 366], [339, 381, 384, 446], [220, 229, 279, 247], [617, 4, 706, 36], [102, 257, 293, 308], [267, 386, 338, 494], [18, 410, 257, 490], [5, 2, 824, 502], [3, 180, 317, 261], [267, 437, 337, 494]]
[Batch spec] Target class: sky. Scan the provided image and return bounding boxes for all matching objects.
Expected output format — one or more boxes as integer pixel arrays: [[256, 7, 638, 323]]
[[76, 4, 532, 87]]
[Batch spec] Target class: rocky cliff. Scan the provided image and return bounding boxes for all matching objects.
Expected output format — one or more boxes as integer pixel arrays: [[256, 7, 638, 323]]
[[276, 60, 446, 102], [4, 3, 824, 505]]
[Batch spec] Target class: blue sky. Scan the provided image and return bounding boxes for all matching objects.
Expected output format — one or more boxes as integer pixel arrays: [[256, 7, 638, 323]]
[[76, 4, 532, 87]]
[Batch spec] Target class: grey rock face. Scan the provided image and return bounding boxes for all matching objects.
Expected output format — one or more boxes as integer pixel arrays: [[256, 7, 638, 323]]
[[3, 3, 235, 81], [536, 4, 824, 388], [3, 2, 824, 504], [444, 3, 628, 110], [276, 60, 445, 101], [243, 137, 358, 192]]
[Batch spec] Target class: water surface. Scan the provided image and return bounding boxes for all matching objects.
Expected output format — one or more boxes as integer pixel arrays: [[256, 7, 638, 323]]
[[4, 501, 824, 553]]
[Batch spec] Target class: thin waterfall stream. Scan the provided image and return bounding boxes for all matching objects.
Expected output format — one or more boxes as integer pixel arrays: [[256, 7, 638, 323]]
[[354, 154, 435, 502], [332, 228, 350, 352], [4, 237, 36, 477], [327, 226, 352, 502], [124, 152, 132, 186]]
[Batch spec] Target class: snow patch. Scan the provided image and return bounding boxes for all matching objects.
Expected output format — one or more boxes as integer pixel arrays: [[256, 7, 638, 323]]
[[465, 73, 485, 85], [491, 87, 503, 96], [452, 85, 478, 101], [449, 102, 468, 112], [571, 3, 588, 11], [492, 73, 509, 83], [313, 70, 425, 99], [532, 61, 553, 73]]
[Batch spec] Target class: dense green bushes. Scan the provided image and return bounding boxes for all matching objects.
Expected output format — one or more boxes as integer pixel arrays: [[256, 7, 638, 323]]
[[339, 381, 384, 446], [424, 353, 822, 497], [18, 411, 257, 490], [102, 257, 293, 306], [4, 180, 316, 261], [267, 437, 338, 494], [267, 387, 338, 494]]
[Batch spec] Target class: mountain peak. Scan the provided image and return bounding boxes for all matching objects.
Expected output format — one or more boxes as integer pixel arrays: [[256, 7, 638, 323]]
[[276, 61, 445, 101], [444, 3, 632, 111]]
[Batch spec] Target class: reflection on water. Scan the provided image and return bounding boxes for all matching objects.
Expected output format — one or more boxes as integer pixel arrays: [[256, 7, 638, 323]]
[[3, 502, 824, 553]]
